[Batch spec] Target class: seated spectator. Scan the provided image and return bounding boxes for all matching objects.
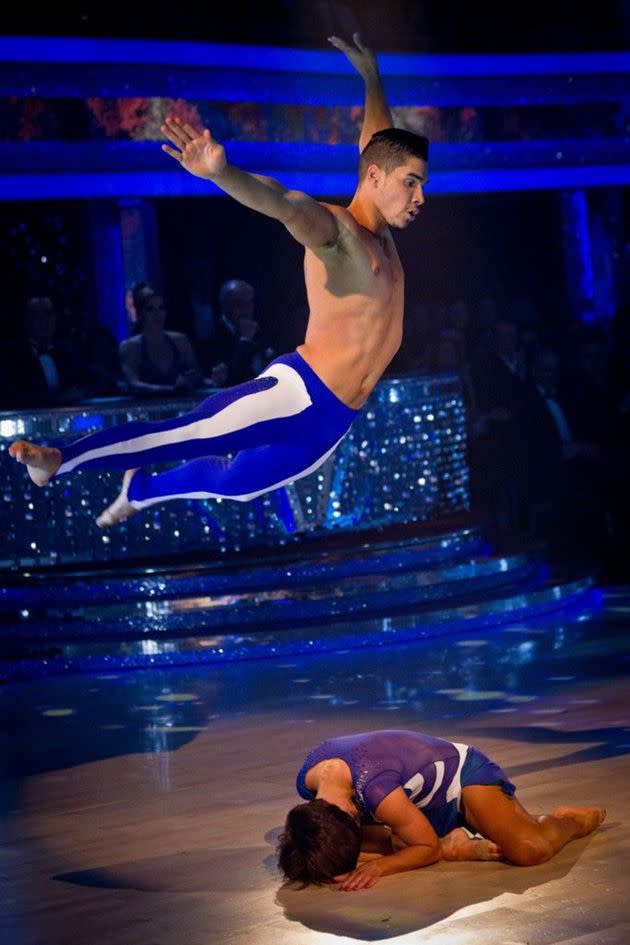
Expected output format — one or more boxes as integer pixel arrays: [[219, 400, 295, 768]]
[[4, 296, 84, 408], [119, 284, 202, 397], [81, 322, 123, 399], [469, 319, 559, 536], [208, 279, 275, 387], [532, 345, 615, 562], [532, 348, 601, 462]]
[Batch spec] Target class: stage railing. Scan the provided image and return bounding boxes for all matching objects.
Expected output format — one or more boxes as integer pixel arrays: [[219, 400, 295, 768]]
[[0, 373, 468, 569]]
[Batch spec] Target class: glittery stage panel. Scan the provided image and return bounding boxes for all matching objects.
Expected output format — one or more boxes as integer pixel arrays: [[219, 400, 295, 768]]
[[0, 374, 468, 568], [0, 518, 597, 680]]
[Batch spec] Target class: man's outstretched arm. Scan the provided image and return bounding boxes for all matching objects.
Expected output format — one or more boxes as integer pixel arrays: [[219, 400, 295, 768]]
[[162, 118, 338, 250], [329, 33, 393, 151]]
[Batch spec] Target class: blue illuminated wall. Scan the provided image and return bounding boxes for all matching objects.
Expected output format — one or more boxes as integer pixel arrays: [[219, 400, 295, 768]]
[[0, 38, 628, 199], [1, 37, 627, 330]]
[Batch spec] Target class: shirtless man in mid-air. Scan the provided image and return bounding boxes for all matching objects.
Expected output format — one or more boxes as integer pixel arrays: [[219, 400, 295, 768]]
[[9, 35, 428, 527]]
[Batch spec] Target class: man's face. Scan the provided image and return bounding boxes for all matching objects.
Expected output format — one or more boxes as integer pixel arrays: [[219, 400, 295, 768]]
[[533, 353, 558, 394], [224, 285, 255, 321], [28, 299, 56, 344], [371, 157, 428, 229], [495, 321, 518, 358]]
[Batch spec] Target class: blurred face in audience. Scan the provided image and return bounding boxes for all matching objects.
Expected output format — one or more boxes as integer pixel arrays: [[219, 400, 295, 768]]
[[532, 350, 558, 395], [495, 321, 519, 359], [27, 297, 56, 345], [579, 342, 608, 385], [436, 338, 461, 371], [223, 283, 255, 322], [139, 294, 167, 334]]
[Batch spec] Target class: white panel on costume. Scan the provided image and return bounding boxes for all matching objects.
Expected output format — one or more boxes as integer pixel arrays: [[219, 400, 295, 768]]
[[403, 771, 425, 803], [446, 743, 469, 805], [417, 761, 445, 808], [58, 362, 312, 475]]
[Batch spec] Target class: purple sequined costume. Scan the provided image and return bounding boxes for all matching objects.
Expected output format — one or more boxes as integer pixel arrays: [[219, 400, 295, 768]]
[[296, 729, 515, 836]]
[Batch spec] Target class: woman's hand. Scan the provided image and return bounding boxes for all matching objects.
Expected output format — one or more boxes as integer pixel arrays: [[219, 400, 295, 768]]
[[334, 858, 384, 891], [161, 118, 227, 180]]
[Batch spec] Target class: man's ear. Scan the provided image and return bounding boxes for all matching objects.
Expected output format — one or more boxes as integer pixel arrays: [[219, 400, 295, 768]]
[[366, 163, 382, 188]]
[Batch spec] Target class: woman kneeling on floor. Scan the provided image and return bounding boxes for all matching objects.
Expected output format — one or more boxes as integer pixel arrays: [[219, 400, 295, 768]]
[[278, 730, 605, 890]]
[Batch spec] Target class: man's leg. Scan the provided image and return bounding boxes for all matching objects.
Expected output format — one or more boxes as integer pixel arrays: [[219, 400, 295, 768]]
[[461, 785, 605, 866], [96, 437, 342, 526], [11, 375, 290, 482], [9, 370, 308, 487]]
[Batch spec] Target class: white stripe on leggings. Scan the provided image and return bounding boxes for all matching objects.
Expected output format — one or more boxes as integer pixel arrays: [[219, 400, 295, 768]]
[[57, 362, 312, 475]]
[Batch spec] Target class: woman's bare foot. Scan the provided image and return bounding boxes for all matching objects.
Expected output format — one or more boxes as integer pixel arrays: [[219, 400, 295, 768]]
[[440, 827, 503, 862], [553, 806, 607, 838], [96, 469, 139, 528], [8, 440, 61, 487]]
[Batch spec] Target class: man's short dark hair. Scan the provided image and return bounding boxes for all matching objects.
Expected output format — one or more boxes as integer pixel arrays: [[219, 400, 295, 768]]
[[277, 799, 362, 886], [359, 128, 429, 181]]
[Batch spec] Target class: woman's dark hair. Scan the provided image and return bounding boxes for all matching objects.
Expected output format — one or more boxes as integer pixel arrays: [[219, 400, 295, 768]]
[[277, 799, 362, 886], [359, 128, 429, 181]]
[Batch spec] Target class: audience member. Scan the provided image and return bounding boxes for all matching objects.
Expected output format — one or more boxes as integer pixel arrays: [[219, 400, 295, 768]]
[[531, 346, 614, 561], [4, 296, 85, 408], [119, 284, 202, 396], [469, 319, 558, 535], [209, 279, 275, 386], [81, 322, 123, 398]]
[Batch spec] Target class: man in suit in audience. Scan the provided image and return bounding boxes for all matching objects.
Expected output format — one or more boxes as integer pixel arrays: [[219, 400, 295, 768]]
[[208, 279, 275, 386], [4, 296, 83, 408]]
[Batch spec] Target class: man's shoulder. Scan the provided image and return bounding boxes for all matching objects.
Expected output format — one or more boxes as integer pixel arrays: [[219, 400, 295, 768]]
[[309, 202, 365, 257], [319, 202, 357, 228]]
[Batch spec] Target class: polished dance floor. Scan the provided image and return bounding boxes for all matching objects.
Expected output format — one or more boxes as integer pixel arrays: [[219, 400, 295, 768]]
[[1, 588, 629, 945]]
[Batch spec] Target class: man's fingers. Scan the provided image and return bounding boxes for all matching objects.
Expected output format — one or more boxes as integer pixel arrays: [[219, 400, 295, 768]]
[[177, 119, 205, 141], [161, 143, 183, 162], [162, 119, 189, 148], [353, 32, 365, 50]]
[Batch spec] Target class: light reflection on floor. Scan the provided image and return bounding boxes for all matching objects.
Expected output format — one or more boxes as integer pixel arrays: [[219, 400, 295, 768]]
[[1, 601, 628, 778]]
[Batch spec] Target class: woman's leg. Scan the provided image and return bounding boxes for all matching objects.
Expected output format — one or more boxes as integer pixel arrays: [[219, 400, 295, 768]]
[[461, 785, 606, 866]]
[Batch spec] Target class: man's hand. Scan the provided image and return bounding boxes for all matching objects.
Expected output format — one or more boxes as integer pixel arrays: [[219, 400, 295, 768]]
[[162, 118, 227, 181], [329, 33, 379, 82], [238, 317, 259, 341], [334, 859, 384, 891]]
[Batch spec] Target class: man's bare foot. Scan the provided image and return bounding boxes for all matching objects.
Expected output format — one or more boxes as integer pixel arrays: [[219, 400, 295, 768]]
[[553, 806, 607, 838], [440, 827, 503, 862], [96, 469, 139, 528], [8, 440, 61, 487]]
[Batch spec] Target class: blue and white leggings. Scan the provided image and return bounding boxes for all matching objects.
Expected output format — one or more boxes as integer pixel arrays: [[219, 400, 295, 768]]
[[55, 351, 358, 511]]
